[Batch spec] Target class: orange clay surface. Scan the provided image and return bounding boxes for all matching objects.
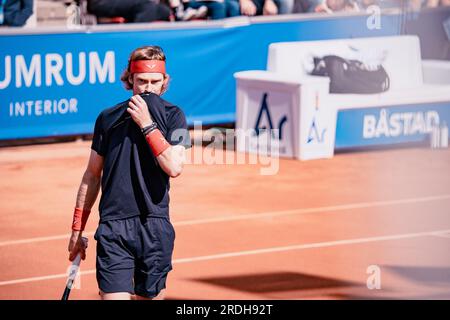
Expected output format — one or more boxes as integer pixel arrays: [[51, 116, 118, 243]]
[[0, 140, 449, 299]]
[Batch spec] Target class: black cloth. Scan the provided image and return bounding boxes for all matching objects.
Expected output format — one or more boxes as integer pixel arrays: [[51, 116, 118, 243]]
[[91, 93, 191, 222], [95, 215, 175, 297], [293, 0, 310, 13], [310, 55, 390, 94], [87, 0, 170, 22], [251, 0, 281, 15], [1, 0, 33, 27]]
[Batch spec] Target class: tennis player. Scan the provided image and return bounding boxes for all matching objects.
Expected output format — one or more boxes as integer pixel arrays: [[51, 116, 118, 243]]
[[67, 45, 191, 300]]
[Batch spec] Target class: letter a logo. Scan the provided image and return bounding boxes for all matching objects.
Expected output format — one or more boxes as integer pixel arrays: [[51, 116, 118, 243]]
[[307, 116, 326, 144], [254, 93, 274, 136], [254, 93, 287, 140]]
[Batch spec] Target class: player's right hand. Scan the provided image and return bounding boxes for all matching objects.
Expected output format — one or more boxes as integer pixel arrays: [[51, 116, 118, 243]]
[[68, 231, 86, 261]]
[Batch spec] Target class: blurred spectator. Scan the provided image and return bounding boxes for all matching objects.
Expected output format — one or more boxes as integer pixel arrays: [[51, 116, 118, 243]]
[[167, 0, 208, 21], [388, 0, 431, 10], [167, 0, 245, 20], [184, 0, 239, 19], [313, 0, 358, 13], [291, 0, 306, 12], [355, 0, 447, 10], [0, 0, 33, 27], [87, 0, 171, 23], [408, 0, 450, 9], [225, 0, 242, 16], [239, 0, 282, 16], [154, 0, 305, 21], [413, 0, 433, 8], [277, 0, 295, 13], [354, 0, 378, 9]]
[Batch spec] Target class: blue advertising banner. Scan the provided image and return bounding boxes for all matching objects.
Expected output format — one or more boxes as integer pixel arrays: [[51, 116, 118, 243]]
[[0, 13, 408, 140], [335, 101, 450, 149]]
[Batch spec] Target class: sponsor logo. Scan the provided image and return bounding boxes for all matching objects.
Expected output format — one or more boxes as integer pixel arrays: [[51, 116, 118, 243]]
[[363, 108, 440, 139], [253, 93, 288, 140], [0, 51, 116, 89], [307, 92, 327, 144]]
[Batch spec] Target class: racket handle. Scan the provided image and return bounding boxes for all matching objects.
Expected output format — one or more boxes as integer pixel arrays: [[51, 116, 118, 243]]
[[61, 253, 81, 300], [61, 286, 71, 300], [62, 237, 88, 300]]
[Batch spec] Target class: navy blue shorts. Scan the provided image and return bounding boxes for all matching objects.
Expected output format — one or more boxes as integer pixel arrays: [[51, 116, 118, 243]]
[[94, 215, 175, 298]]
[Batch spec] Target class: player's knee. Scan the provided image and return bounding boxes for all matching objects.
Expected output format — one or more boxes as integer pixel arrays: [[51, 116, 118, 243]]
[[153, 288, 166, 300], [100, 291, 132, 300], [135, 289, 166, 300]]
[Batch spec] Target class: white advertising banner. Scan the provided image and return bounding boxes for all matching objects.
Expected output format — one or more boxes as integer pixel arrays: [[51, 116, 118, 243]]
[[238, 87, 295, 157], [235, 71, 336, 160], [298, 84, 337, 160]]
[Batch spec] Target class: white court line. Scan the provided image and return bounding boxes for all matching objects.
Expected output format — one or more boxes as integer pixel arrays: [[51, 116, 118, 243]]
[[0, 271, 95, 287], [173, 193, 450, 226], [1, 228, 449, 287], [430, 231, 450, 239], [1, 193, 450, 247], [171, 228, 450, 263], [0, 233, 94, 247]]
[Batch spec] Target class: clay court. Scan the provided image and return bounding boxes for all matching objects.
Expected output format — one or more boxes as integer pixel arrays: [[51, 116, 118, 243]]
[[0, 139, 449, 300]]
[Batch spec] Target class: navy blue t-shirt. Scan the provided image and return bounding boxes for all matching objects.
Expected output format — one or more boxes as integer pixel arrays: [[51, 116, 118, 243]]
[[91, 93, 191, 222]]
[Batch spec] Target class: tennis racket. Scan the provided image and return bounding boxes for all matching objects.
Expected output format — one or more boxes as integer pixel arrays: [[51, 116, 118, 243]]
[[62, 237, 88, 300]]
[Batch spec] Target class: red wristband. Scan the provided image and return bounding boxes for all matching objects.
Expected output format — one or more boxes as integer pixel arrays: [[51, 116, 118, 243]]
[[72, 207, 91, 231], [145, 129, 170, 157]]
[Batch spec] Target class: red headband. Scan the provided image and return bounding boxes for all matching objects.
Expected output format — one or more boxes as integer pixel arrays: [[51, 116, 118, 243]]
[[130, 60, 166, 74]]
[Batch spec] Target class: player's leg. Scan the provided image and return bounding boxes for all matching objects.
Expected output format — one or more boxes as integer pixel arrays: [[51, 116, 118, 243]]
[[100, 291, 132, 300], [135, 289, 166, 300], [95, 219, 136, 300], [134, 216, 176, 300]]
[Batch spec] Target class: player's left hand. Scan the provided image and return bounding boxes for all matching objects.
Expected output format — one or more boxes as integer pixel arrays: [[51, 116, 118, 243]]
[[127, 95, 154, 129]]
